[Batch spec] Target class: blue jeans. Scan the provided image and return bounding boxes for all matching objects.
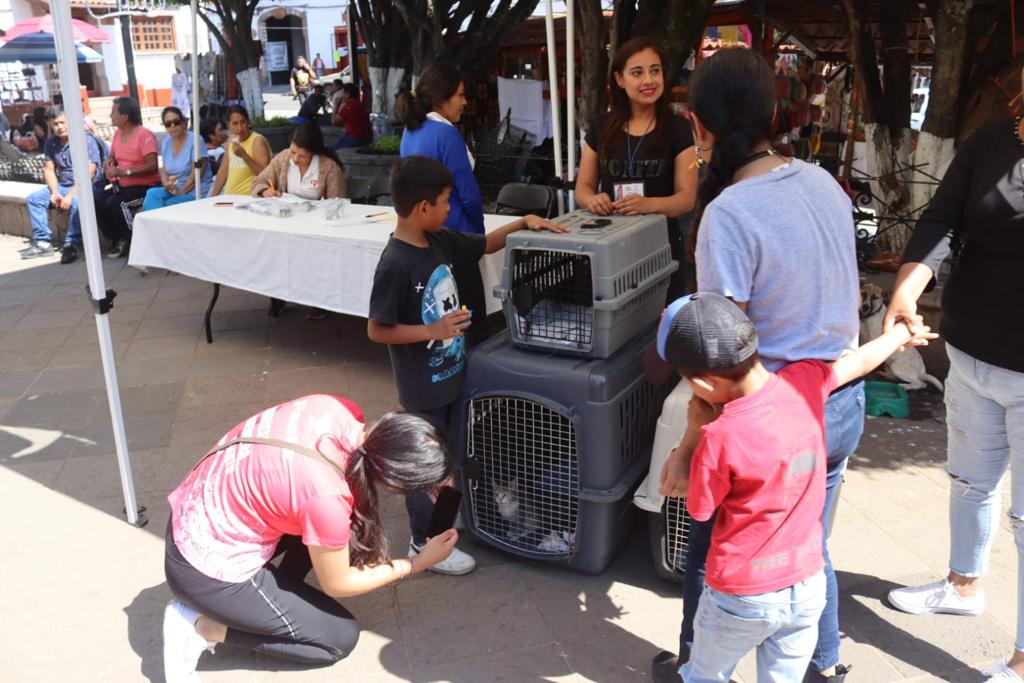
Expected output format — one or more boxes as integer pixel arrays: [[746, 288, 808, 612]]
[[332, 133, 371, 150], [944, 344, 1024, 649], [26, 185, 80, 246], [142, 187, 197, 212], [683, 571, 827, 683], [680, 380, 865, 672], [404, 403, 453, 545]]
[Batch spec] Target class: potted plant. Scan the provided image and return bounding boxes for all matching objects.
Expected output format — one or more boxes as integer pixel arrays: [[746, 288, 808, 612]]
[[249, 116, 294, 153]]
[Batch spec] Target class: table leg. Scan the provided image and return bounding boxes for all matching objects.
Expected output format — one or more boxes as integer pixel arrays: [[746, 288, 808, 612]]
[[205, 283, 221, 344]]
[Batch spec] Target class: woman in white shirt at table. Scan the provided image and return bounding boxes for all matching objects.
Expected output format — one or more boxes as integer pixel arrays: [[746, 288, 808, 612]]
[[251, 123, 346, 199]]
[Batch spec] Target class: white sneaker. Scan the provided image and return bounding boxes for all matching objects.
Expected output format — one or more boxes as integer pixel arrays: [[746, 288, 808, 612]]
[[887, 579, 985, 616], [983, 661, 1024, 682], [163, 600, 214, 683], [409, 539, 477, 576]]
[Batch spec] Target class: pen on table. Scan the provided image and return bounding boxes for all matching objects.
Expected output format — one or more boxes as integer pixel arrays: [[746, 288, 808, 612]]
[[365, 211, 388, 218]]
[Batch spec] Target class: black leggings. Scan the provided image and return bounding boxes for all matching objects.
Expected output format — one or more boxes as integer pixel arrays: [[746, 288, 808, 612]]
[[164, 524, 360, 666], [93, 183, 151, 243]]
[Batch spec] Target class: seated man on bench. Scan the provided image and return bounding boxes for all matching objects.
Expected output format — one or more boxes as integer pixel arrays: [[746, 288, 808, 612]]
[[21, 106, 100, 263]]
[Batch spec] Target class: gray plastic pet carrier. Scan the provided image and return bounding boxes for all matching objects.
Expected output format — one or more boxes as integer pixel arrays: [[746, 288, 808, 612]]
[[454, 325, 675, 574], [493, 210, 677, 359]]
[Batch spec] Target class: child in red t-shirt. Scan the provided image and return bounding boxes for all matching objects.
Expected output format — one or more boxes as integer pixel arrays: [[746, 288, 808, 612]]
[[654, 292, 935, 683]]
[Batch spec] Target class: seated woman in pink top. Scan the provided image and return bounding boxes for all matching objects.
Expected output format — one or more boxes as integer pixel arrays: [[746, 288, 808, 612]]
[[92, 96, 161, 259], [162, 394, 459, 681]]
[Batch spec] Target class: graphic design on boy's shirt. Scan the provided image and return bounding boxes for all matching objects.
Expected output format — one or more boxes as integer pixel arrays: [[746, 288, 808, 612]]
[[420, 263, 465, 379]]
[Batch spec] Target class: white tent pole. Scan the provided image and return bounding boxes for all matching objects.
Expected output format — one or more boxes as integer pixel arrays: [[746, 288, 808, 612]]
[[191, 0, 201, 198], [52, 0, 141, 526], [544, 0, 564, 215], [566, 0, 575, 211]]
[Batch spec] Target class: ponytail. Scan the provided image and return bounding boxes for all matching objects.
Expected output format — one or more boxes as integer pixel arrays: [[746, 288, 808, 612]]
[[397, 64, 463, 131], [342, 412, 452, 567], [686, 48, 777, 266]]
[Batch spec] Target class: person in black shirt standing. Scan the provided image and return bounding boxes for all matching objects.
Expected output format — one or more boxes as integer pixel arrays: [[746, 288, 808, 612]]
[[290, 56, 314, 104], [885, 76, 1024, 681], [576, 36, 699, 301], [367, 155, 566, 577]]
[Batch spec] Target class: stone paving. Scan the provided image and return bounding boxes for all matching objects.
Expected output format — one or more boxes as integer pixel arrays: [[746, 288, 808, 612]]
[[0, 232, 1017, 682]]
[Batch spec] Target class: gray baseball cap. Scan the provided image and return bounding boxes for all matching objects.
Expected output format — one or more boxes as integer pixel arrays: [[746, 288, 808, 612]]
[[656, 292, 759, 373]]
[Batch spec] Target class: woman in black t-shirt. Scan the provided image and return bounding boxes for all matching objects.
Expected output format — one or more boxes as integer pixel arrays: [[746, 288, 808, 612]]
[[576, 36, 698, 300], [884, 76, 1024, 679]]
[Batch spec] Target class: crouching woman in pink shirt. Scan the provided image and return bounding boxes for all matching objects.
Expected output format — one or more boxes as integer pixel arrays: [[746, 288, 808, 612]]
[[162, 394, 458, 681]]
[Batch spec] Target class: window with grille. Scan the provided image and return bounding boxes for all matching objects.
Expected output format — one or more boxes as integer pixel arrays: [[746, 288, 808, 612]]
[[131, 16, 176, 53]]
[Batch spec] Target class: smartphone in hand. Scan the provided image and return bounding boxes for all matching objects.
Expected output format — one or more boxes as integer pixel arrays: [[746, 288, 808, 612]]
[[426, 487, 463, 539]]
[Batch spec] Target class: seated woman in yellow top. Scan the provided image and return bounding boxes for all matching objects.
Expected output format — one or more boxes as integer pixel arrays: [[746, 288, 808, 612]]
[[210, 105, 272, 196]]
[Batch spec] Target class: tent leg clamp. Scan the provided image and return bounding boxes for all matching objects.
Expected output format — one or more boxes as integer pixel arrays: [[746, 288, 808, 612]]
[[86, 285, 118, 315], [123, 504, 149, 528]]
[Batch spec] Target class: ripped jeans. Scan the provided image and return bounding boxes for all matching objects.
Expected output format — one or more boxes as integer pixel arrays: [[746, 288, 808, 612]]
[[945, 344, 1024, 649]]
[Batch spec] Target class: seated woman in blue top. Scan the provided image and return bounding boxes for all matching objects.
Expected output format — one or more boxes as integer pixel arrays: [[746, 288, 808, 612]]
[[397, 65, 484, 235], [397, 64, 490, 345], [142, 107, 212, 211]]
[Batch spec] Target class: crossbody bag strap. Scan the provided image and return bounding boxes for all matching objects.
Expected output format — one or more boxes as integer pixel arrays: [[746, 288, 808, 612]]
[[193, 436, 345, 478]]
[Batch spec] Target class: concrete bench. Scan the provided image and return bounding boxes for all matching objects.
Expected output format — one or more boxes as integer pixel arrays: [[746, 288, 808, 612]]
[[0, 181, 69, 242]]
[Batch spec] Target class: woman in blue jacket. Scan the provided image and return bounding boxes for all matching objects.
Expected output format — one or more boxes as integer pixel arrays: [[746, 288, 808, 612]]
[[397, 65, 484, 235], [397, 64, 488, 344]]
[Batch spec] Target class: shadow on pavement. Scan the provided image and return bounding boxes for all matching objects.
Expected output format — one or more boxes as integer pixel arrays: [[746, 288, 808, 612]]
[[837, 570, 987, 682]]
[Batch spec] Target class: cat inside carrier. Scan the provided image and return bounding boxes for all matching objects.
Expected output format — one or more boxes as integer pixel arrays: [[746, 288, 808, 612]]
[[457, 326, 674, 574], [467, 397, 580, 555]]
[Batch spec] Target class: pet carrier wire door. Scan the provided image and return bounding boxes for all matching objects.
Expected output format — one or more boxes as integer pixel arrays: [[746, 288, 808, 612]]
[[494, 210, 677, 359], [455, 325, 674, 574], [650, 496, 692, 583]]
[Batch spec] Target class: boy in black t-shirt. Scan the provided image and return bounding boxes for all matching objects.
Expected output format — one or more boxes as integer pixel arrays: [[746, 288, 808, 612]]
[[368, 155, 566, 575]]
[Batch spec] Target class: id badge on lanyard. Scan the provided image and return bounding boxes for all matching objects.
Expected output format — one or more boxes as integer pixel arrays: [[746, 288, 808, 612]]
[[616, 129, 648, 200], [614, 181, 645, 201]]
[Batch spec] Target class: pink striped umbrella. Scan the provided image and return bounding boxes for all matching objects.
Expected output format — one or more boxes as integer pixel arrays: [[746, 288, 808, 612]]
[[2, 14, 112, 44]]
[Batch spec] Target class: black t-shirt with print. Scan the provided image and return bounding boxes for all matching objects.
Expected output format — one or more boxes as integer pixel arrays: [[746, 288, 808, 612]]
[[369, 229, 487, 411], [292, 66, 313, 91], [584, 112, 693, 198]]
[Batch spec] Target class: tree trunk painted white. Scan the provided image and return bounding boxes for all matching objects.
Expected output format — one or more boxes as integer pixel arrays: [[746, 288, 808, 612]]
[[863, 122, 915, 254], [369, 65, 387, 114], [236, 67, 264, 120], [384, 67, 406, 121], [910, 131, 956, 218]]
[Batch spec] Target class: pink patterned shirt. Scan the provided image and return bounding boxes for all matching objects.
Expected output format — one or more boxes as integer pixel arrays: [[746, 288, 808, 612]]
[[168, 394, 362, 583]]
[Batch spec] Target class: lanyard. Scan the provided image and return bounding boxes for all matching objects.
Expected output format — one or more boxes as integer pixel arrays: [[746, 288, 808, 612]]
[[625, 115, 655, 177]]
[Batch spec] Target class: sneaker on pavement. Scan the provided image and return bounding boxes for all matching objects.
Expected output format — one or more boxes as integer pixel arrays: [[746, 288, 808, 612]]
[[60, 245, 78, 264], [888, 579, 984, 616], [18, 240, 36, 253], [21, 242, 53, 259], [652, 650, 683, 682], [163, 600, 214, 683], [409, 539, 476, 576], [106, 239, 128, 259], [984, 662, 1024, 682], [804, 663, 852, 682]]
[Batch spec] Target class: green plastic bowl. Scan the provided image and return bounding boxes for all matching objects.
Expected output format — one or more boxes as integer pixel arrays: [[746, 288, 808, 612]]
[[865, 380, 910, 419]]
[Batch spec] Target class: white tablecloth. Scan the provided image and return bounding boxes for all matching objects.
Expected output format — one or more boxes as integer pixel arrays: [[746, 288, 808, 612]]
[[128, 196, 509, 317]]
